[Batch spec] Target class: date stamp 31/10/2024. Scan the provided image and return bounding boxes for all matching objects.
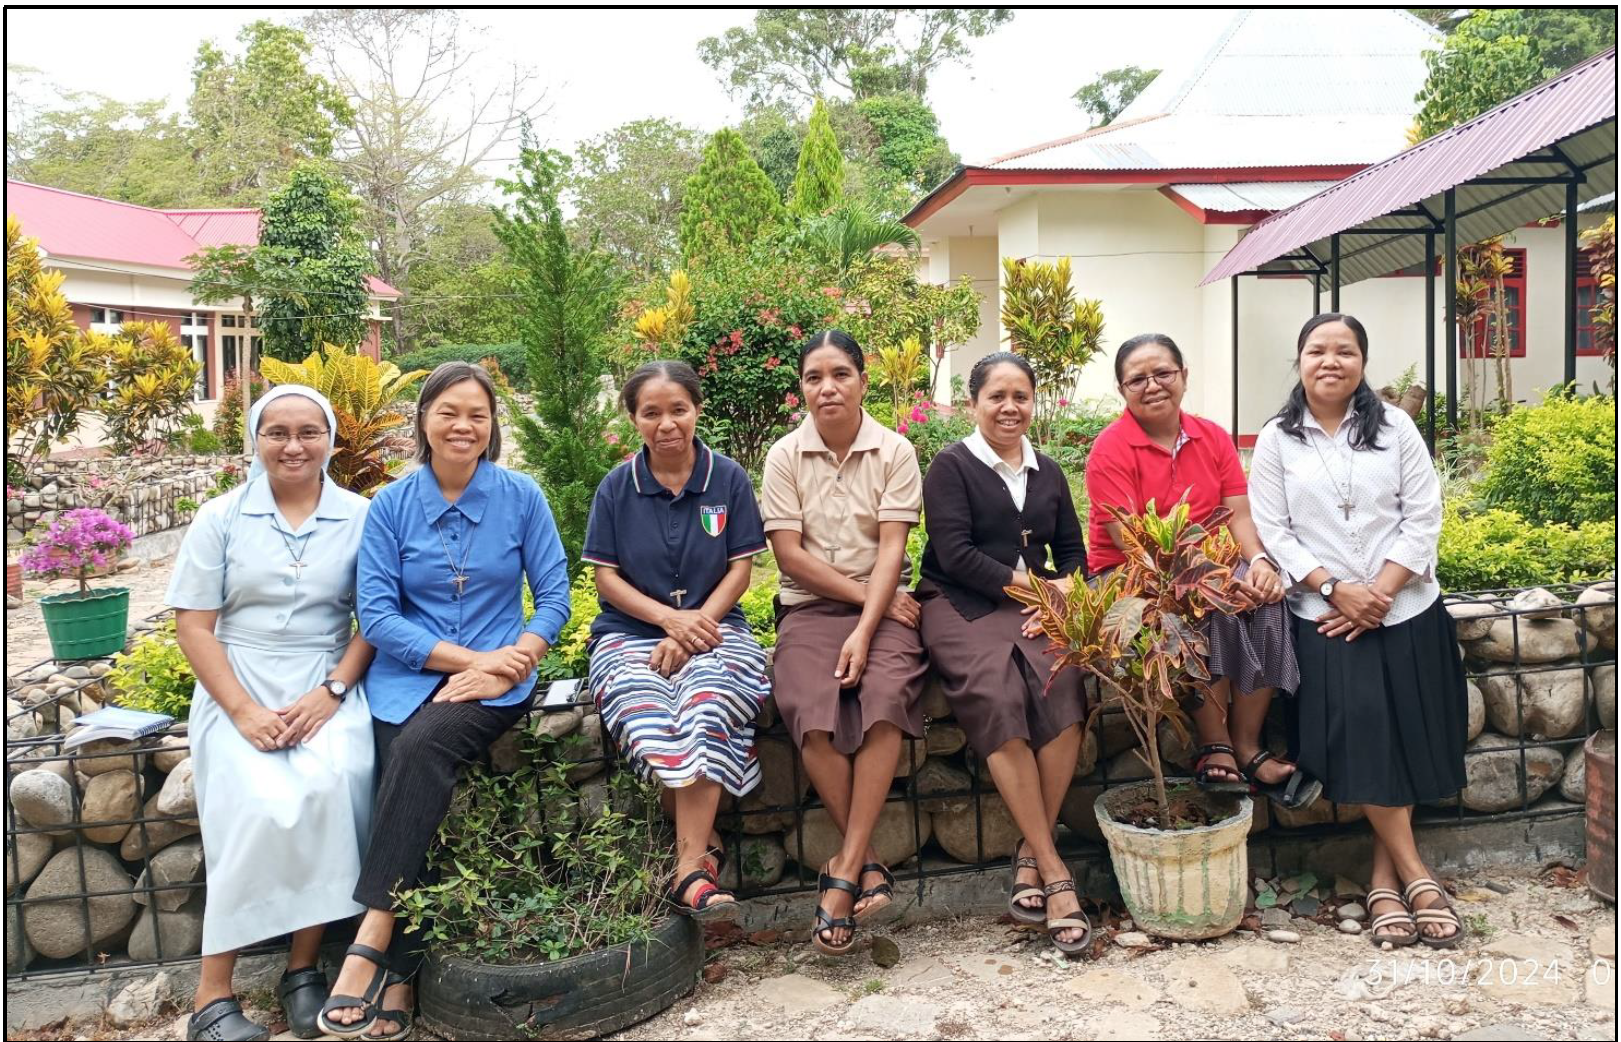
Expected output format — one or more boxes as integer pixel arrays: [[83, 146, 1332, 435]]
[[1343, 956, 1606, 991]]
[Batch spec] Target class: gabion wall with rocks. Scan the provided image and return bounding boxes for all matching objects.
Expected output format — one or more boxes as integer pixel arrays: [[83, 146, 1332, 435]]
[[4, 582, 1614, 976], [6, 455, 247, 548]]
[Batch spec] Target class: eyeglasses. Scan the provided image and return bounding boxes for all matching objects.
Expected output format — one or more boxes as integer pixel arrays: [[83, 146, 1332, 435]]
[[257, 428, 330, 445], [1121, 368, 1185, 395]]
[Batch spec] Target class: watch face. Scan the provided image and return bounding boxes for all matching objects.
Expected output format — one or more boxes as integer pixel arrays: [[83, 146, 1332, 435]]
[[326, 680, 347, 696]]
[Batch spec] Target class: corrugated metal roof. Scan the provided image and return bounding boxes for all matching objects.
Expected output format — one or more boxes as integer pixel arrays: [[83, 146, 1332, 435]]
[[983, 9, 1436, 171], [1579, 191, 1616, 213], [1201, 49, 1618, 286], [5, 180, 402, 298], [1170, 182, 1338, 212]]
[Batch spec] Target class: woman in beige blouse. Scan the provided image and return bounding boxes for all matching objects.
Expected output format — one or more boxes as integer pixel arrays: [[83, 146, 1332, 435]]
[[761, 330, 927, 957]]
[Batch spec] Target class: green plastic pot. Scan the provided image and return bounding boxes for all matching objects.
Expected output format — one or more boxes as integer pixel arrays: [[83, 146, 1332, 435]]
[[38, 587, 131, 661]]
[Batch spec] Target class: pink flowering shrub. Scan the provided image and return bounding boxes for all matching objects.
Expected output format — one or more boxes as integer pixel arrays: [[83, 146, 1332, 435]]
[[19, 508, 135, 595]]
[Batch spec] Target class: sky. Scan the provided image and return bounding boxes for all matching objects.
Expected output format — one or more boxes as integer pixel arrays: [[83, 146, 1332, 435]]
[[4, 8, 1232, 164]]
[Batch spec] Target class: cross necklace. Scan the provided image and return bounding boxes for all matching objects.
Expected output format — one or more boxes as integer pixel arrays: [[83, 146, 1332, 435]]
[[434, 515, 477, 598], [277, 525, 311, 581], [1310, 432, 1357, 521]]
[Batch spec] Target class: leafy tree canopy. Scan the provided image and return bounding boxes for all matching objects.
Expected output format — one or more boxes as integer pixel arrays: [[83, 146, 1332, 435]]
[[255, 163, 373, 361], [1413, 9, 1548, 139], [402, 201, 520, 350], [791, 99, 846, 217], [7, 92, 204, 209], [1072, 65, 1160, 127], [1408, 8, 1615, 70], [699, 9, 1014, 107], [679, 128, 787, 263], [566, 118, 706, 276]]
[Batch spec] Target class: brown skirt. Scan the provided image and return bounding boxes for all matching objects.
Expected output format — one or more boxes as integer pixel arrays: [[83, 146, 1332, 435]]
[[917, 584, 1088, 759], [773, 599, 927, 756]]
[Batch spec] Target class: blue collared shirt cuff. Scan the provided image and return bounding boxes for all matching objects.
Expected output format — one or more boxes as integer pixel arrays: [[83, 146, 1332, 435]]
[[526, 608, 568, 648]]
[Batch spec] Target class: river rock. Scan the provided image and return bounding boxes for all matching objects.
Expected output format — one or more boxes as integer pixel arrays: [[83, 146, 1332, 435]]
[[72, 738, 145, 777], [735, 736, 810, 834], [925, 723, 967, 757], [1467, 681, 1486, 741], [151, 736, 191, 774], [1272, 798, 1364, 828], [80, 770, 141, 844], [533, 705, 586, 739], [715, 834, 787, 891], [914, 758, 973, 813], [1481, 666, 1587, 739], [1447, 600, 1500, 642], [132, 837, 206, 912], [1058, 780, 1109, 842], [932, 793, 1021, 863], [107, 971, 172, 1027], [10, 769, 74, 835], [1560, 746, 1587, 802], [127, 892, 205, 961], [6, 906, 32, 973], [1469, 618, 1581, 664], [894, 738, 928, 778], [5, 832, 54, 894], [1592, 662, 1616, 731], [120, 793, 200, 860], [783, 802, 928, 870], [563, 713, 606, 783], [23, 848, 138, 959], [1460, 733, 1566, 813], [4, 698, 36, 741], [155, 757, 196, 817], [1577, 584, 1617, 650], [1508, 587, 1567, 621]]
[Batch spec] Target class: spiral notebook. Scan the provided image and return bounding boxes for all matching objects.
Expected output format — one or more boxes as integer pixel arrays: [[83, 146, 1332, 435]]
[[63, 707, 174, 750]]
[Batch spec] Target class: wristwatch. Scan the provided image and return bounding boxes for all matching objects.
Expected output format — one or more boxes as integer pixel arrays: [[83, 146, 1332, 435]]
[[1249, 552, 1275, 571], [321, 677, 349, 701], [1318, 579, 1337, 600]]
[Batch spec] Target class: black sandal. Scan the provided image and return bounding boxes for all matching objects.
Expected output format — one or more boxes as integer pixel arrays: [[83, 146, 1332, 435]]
[[277, 966, 329, 1040], [1042, 878, 1093, 957], [1007, 840, 1046, 924], [812, 868, 861, 956], [1240, 749, 1323, 810], [317, 943, 391, 1039], [669, 867, 739, 922], [187, 998, 269, 1042], [367, 970, 416, 1042], [1194, 743, 1250, 794], [854, 861, 895, 922]]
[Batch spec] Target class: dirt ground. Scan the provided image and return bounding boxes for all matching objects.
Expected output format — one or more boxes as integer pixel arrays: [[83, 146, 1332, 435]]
[[8, 865, 1613, 1042]]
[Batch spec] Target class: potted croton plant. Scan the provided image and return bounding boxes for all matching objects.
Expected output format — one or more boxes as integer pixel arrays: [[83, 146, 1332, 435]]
[[1010, 499, 1254, 941], [21, 507, 135, 661]]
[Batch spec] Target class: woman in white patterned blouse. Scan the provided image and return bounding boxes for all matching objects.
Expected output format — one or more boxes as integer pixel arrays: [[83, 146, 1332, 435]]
[[1249, 313, 1467, 950]]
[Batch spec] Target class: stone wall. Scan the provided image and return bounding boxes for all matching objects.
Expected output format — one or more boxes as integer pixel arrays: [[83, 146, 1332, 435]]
[[6, 455, 247, 548], [4, 583, 1615, 974]]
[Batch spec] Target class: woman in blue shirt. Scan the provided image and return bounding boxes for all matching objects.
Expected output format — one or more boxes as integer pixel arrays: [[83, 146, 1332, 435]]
[[584, 360, 770, 920], [321, 362, 570, 1041]]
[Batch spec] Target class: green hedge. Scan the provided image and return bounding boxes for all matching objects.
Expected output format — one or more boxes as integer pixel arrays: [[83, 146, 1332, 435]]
[[1478, 392, 1615, 526], [1437, 502, 1615, 591], [389, 342, 528, 393]]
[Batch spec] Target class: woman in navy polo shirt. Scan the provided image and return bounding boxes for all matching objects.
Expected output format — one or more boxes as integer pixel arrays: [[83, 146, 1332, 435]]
[[584, 360, 770, 920], [1086, 334, 1319, 811]]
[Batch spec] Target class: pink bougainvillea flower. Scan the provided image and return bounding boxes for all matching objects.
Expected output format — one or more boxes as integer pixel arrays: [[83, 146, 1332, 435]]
[[909, 406, 929, 423], [897, 421, 910, 435], [790, 411, 804, 423], [1058, 398, 1069, 408], [605, 432, 620, 445]]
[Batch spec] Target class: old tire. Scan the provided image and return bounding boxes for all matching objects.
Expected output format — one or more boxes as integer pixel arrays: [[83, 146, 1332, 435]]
[[418, 913, 702, 1041]]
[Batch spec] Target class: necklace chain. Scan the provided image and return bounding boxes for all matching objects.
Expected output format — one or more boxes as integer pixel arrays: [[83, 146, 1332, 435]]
[[435, 514, 476, 597], [1310, 430, 1357, 520], [277, 526, 310, 580]]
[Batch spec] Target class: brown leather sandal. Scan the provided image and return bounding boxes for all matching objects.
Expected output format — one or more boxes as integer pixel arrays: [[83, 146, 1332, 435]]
[[811, 868, 861, 956], [1365, 886, 1419, 948], [1042, 878, 1093, 957], [1007, 840, 1046, 924], [1404, 878, 1463, 949]]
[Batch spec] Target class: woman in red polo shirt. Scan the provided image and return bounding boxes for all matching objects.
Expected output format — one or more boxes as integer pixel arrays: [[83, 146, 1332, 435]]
[[1085, 333, 1320, 809]]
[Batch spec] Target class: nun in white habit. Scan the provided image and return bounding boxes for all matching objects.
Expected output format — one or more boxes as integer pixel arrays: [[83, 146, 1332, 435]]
[[167, 384, 376, 1042]]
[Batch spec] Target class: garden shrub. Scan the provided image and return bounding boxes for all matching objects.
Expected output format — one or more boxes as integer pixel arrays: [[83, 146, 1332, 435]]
[[739, 570, 778, 648], [389, 342, 528, 393], [108, 621, 195, 721], [397, 723, 671, 963], [99, 322, 202, 454], [1042, 404, 1116, 475], [1437, 501, 1615, 591], [211, 370, 266, 449], [902, 406, 973, 472], [1477, 391, 1616, 526]]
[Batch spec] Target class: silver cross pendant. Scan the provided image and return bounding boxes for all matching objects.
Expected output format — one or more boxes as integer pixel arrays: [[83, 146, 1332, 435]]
[[671, 589, 688, 608]]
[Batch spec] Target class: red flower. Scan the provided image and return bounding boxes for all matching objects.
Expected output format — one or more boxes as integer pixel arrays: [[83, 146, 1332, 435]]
[[788, 325, 803, 339], [784, 392, 800, 408], [765, 356, 780, 370]]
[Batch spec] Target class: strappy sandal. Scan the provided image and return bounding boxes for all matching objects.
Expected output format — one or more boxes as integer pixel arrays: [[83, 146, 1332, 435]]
[[1194, 743, 1250, 794], [277, 966, 329, 1040], [1006, 840, 1046, 924], [812, 867, 861, 956], [317, 943, 391, 1039], [1239, 749, 1324, 810], [1405, 878, 1464, 949], [366, 970, 415, 1041], [854, 861, 896, 922], [669, 867, 740, 922], [1365, 887, 1420, 948], [1042, 878, 1093, 957], [187, 997, 269, 1041]]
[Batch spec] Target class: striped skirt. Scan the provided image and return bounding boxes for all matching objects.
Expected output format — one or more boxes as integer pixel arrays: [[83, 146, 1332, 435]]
[[588, 623, 770, 797]]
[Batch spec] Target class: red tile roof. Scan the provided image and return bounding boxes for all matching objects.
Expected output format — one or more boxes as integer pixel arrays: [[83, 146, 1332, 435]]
[[5, 180, 402, 298]]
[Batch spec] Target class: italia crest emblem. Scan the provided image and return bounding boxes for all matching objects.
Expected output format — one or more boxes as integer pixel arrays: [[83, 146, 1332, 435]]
[[699, 505, 727, 537]]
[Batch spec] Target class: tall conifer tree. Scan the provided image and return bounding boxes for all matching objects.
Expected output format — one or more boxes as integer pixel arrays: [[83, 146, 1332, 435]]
[[679, 128, 786, 261], [791, 99, 845, 217]]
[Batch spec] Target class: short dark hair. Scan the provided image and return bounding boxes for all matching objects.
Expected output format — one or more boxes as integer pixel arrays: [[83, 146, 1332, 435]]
[[622, 359, 703, 413], [969, 351, 1036, 400], [415, 361, 502, 464], [798, 328, 865, 375], [1114, 333, 1185, 383]]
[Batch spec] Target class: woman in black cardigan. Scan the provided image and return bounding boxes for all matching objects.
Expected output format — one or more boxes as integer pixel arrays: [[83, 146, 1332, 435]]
[[917, 352, 1091, 954]]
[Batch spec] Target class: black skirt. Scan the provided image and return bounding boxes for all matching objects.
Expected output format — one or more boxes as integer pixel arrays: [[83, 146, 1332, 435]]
[[1291, 595, 1469, 807]]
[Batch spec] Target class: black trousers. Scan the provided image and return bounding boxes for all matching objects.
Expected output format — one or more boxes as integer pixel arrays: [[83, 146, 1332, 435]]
[[352, 696, 527, 979]]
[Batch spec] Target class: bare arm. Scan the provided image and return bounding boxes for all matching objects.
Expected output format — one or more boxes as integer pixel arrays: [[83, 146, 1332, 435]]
[[767, 530, 873, 607]]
